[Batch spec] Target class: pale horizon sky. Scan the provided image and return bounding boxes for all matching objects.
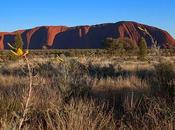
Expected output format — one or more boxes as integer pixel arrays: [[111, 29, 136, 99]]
[[0, 0, 174, 38]]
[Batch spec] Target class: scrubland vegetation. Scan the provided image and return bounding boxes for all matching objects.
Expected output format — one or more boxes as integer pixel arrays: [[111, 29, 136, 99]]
[[0, 52, 174, 130]]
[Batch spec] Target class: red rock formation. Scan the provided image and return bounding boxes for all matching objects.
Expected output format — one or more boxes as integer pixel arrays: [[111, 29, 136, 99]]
[[0, 21, 174, 49], [46, 26, 68, 46], [26, 27, 40, 47], [0, 33, 4, 49]]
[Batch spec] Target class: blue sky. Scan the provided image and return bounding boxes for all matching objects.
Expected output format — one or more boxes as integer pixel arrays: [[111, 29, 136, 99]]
[[0, 0, 174, 37]]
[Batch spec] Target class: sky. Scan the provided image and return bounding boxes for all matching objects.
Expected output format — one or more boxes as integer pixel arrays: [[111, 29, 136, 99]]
[[0, 0, 174, 37]]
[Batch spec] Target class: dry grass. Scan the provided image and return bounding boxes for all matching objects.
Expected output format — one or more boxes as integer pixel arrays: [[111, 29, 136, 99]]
[[0, 56, 174, 130]]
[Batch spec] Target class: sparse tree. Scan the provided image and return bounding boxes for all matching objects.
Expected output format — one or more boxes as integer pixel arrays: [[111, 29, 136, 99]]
[[138, 37, 147, 59]]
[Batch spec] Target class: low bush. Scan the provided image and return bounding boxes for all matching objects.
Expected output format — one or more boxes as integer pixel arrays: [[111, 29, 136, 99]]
[[152, 62, 175, 102]]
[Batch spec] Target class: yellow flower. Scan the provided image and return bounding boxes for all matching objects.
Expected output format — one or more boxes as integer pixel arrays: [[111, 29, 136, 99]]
[[16, 48, 24, 56], [10, 48, 24, 57], [8, 43, 29, 57]]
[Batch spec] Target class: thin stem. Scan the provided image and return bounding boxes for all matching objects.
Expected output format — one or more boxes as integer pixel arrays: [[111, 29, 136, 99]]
[[19, 56, 33, 130]]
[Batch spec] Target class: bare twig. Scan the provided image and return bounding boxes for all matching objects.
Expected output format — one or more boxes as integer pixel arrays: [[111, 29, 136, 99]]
[[18, 56, 33, 130]]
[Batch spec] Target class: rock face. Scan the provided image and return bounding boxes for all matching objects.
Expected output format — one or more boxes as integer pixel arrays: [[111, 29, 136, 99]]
[[0, 21, 175, 49]]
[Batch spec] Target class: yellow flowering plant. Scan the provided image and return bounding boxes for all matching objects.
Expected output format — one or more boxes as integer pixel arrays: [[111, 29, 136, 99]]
[[8, 33, 64, 130], [8, 33, 31, 130], [8, 33, 29, 58]]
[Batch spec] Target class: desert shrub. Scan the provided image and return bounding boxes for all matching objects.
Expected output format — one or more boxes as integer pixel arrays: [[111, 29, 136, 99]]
[[0, 63, 25, 76], [103, 37, 138, 56], [88, 63, 116, 78], [34, 61, 59, 77], [37, 59, 91, 101], [138, 37, 147, 60], [56, 59, 91, 101], [103, 37, 118, 49], [153, 62, 175, 101], [116, 37, 138, 51], [64, 51, 71, 57]]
